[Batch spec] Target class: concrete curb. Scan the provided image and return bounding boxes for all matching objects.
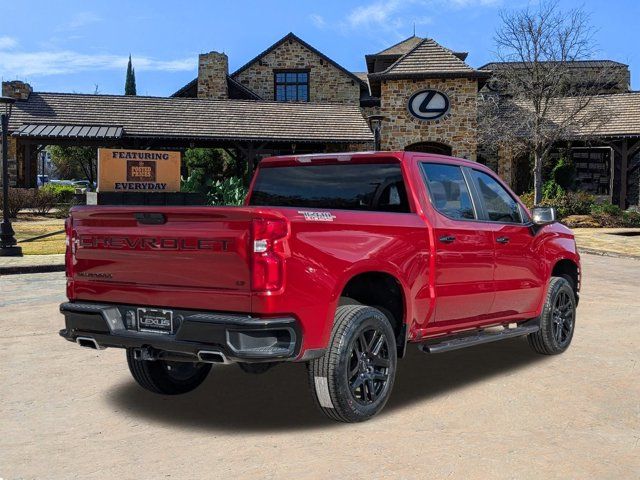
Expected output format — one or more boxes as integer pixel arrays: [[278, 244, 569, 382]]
[[0, 264, 65, 275], [579, 248, 640, 261]]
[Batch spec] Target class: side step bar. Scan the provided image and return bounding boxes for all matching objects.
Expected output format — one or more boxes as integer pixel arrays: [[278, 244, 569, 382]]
[[419, 321, 539, 354]]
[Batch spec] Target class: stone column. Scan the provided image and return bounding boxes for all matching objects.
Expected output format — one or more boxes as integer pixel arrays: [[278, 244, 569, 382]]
[[197, 52, 229, 100], [1, 81, 32, 187]]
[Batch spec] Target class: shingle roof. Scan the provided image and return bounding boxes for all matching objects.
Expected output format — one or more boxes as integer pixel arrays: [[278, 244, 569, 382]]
[[352, 72, 369, 83], [370, 38, 490, 79], [479, 60, 628, 71], [373, 36, 424, 56], [504, 92, 640, 138], [8, 92, 374, 144], [559, 92, 640, 137]]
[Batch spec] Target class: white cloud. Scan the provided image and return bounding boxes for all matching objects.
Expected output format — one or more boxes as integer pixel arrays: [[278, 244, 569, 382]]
[[0, 36, 17, 50], [66, 12, 101, 29], [0, 50, 196, 77], [346, 0, 403, 28], [341, 0, 501, 32], [450, 0, 501, 6], [310, 13, 326, 28]]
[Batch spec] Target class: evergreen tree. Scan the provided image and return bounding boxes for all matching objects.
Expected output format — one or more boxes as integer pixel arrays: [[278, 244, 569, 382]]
[[125, 55, 137, 96]]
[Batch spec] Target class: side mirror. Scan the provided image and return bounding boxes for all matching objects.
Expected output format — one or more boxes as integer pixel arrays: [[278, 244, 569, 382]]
[[530, 206, 556, 233], [531, 206, 556, 225]]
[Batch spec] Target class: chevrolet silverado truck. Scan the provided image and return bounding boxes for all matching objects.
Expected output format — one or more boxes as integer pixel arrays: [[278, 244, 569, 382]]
[[60, 151, 580, 422]]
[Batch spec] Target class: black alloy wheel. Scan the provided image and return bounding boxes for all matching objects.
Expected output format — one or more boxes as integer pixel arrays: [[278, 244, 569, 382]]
[[528, 276, 577, 355], [348, 327, 391, 405], [307, 304, 397, 422], [551, 289, 575, 348]]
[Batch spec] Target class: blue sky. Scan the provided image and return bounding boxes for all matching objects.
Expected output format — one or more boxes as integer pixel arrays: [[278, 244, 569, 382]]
[[1, 0, 638, 96]]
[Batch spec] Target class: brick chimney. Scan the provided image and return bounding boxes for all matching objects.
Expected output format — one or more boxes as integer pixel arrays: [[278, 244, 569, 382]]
[[2, 80, 32, 100], [197, 52, 228, 100]]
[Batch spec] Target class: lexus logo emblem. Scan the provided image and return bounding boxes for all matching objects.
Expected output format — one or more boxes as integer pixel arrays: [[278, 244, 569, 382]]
[[407, 90, 450, 121]]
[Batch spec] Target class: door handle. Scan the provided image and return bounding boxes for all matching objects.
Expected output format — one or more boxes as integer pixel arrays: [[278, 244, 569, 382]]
[[439, 235, 456, 244], [496, 236, 510, 244]]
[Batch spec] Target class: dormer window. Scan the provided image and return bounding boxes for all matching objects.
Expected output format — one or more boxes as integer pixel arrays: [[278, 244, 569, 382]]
[[275, 70, 309, 102]]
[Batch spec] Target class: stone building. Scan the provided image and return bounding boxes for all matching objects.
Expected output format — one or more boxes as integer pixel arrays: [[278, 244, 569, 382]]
[[2, 31, 639, 206], [173, 33, 490, 159]]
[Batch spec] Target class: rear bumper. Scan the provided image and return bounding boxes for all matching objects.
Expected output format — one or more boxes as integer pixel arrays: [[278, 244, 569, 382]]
[[59, 301, 319, 363]]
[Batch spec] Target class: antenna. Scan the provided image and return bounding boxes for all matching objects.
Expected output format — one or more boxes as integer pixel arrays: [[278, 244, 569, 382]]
[[413, 22, 416, 37]]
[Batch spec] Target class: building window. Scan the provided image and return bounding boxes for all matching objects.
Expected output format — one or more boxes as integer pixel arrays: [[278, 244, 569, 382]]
[[275, 71, 309, 102]]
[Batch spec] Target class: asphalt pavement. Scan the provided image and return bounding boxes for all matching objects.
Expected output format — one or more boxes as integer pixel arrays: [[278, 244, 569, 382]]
[[0, 253, 638, 479]]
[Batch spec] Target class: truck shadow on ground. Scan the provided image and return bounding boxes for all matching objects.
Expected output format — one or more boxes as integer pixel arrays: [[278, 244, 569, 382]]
[[107, 337, 548, 432]]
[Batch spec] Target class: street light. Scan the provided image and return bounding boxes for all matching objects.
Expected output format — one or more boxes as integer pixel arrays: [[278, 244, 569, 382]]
[[0, 95, 22, 256], [368, 115, 385, 151]]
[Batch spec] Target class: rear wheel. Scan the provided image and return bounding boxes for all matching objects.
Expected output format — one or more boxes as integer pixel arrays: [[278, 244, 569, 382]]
[[528, 277, 576, 355], [126, 349, 212, 395], [307, 305, 397, 423]]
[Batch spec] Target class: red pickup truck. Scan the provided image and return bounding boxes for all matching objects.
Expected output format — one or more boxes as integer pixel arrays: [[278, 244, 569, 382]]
[[60, 151, 580, 422]]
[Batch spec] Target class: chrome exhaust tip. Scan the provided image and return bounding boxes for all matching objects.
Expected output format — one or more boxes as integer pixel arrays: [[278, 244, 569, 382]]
[[197, 350, 231, 364], [76, 336, 105, 350]]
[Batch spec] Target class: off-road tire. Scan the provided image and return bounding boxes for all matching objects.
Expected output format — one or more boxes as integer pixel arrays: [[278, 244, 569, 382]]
[[528, 277, 576, 355], [126, 349, 212, 395], [307, 305, 397, 423]]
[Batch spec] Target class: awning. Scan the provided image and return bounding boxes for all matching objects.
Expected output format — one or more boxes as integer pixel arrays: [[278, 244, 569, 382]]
[[14, 124, 124, 139]]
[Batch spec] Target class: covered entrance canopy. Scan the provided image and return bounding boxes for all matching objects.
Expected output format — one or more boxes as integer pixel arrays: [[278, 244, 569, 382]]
[[498, 92, 640, 207], [7, 92, 374, 187]]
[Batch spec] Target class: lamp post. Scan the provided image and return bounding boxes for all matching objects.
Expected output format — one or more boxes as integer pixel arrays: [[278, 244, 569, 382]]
[[368, 115, 385, 151], [0, 95, 21, 256]]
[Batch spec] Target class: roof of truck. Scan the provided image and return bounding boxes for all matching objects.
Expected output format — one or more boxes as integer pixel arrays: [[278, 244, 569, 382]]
[[259, 151, 482, 168]]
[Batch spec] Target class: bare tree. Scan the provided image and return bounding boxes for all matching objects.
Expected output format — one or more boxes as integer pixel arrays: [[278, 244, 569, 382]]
[[479, 0, 614, 203]]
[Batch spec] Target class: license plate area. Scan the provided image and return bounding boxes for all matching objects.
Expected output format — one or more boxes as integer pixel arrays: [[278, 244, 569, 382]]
[[137, 308, 173, 334]]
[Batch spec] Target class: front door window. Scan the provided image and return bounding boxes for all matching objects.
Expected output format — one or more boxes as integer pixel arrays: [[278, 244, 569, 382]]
[[469, 170, 522, 223]]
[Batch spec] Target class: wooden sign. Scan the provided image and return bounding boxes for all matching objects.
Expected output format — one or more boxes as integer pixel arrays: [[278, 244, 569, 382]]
[[97, 148, 181, 192]]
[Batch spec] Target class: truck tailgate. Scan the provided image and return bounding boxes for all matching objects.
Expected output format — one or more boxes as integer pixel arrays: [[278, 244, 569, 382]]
[[69, 206, 257, 310]]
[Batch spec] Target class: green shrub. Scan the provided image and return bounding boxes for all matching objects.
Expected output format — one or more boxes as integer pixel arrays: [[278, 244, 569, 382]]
[[207, 176, 247, 206], [519, 191, 535, 210], [542, 179, 564, 200], [520, 189, 596, 219], [587, 202, 640, 227], [53, 202, 73, 219], [42, 184, 76, 204], [590, 203, 622, 216], [622, 210, 640, 227], [182, 148, 233, 194], [0, 188, 34, 218], [32, 188, 57, 215], [552, 156, 575, 190]]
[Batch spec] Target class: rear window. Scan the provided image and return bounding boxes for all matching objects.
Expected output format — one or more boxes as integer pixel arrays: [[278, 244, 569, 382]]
[[249, 163, 410, 212]]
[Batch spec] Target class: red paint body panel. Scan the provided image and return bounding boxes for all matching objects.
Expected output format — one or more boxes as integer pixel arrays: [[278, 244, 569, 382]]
[[65, 151, 580, 358]]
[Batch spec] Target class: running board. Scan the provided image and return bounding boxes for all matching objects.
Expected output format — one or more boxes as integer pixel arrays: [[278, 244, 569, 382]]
[[418, 322, 540, 354]]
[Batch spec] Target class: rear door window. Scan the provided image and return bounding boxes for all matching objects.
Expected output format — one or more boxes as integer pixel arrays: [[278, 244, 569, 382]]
[[420, 163, 476, 220], [470, 170, 523, 223], [249, 163, 410, 212]]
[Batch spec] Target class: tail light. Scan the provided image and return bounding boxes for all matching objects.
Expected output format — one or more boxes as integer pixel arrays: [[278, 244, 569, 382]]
[[251, 218, 289, 292], [64, 216, 75, 278]]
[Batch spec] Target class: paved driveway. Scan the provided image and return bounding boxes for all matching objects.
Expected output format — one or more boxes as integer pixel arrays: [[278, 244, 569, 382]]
[[1, 254, 638, 479]]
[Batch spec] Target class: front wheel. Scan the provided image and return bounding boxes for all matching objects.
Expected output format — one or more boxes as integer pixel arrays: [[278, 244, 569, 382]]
[[126, 349, 212, 395], [528, 277, 577, 355], [307, 305, 397, 423]]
